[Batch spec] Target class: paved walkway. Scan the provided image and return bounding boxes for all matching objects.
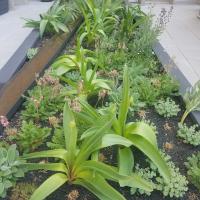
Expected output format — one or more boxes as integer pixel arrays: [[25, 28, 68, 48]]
[[0, 0, 53, 70], [132, 1, 200, 86]]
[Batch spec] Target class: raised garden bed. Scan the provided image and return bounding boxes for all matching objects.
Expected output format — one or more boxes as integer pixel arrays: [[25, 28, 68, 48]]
[[0, 1, 200, 200]]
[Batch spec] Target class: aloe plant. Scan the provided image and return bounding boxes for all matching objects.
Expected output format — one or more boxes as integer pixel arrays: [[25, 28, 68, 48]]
[[181, 80, 200, 124], [78, 67, 171, 186], [22, 103, 152, 200]]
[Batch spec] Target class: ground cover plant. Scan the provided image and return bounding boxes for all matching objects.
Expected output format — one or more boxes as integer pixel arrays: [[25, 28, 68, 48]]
[[1, 1, 200, 200], [177, 123, 200, 146], [185, 152, 200, 190], [154, 98, 180, 118], [26, 48, 38, 60]]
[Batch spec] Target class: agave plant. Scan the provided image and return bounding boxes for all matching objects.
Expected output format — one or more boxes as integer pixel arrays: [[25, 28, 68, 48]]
[[22, 103, 152, 200], [181, 80, 200, 124], [78, 67, 171, 186]]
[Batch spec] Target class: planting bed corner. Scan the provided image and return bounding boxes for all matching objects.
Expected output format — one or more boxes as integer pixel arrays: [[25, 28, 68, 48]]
[[0, 18, 82, 119]]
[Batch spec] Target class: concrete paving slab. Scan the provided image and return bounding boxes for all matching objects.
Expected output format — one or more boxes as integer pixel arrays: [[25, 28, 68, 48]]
[[0, 0, 53, 70], [139, 2, 200, 86]]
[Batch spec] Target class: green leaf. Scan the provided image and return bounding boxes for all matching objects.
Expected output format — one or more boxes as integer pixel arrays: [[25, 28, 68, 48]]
[[22, 163, 67, 173], [50, 21, 59, 33], [76, 172, 126, 200], [56, 22, 68, 33], [79, 32, 88, 44], [39, 19, 48, 37], [101, 134, 132, 148], [80, 161, 127, 181], [79, 99, 99, 119], [97, 29, 106, 37], [55, 65, 72, 76], [81, 126, 100, 140], [125, 122, 157, 147], [127, 134, 170, 183], [52, 55, 77, 68], [0, 183, 4, 195], [63, 103, 78, 163], [81, 120, 114, 140], [118, 147, 134, 176], [4, 180, 12, 189], [93, 79, 111, 90], [22, 149, 68, 162], [30, 173, 68, 200], [118, 66, 130, 135], [75, 116, 114, 166], [120, 172, 154, 192], [7, 144, 17, 164]]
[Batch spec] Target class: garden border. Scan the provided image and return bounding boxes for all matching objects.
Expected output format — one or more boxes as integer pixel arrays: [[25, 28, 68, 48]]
[[0, 18, 83, 122], [1, 19, 200, 134], [153, 42, 200, 125]]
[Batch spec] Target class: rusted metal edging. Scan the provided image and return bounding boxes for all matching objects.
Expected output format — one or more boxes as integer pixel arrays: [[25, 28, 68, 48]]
[[0, 18, 83, 120]]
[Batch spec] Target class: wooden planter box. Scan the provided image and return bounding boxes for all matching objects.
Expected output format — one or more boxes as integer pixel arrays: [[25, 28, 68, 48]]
[[0, 0, 9, 15]]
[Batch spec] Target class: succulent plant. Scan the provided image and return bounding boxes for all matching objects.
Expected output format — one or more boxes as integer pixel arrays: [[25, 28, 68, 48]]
[[131, 152, 188, 198], [0, 144, 26, 198], [177, 123, 200, 146], [185, 152, 200, 190], [26, 48, 38, 60], [154, 98, 180, 118]]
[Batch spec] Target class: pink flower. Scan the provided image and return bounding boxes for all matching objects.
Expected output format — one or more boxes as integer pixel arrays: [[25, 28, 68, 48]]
[[0, 116, 9, 127]]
